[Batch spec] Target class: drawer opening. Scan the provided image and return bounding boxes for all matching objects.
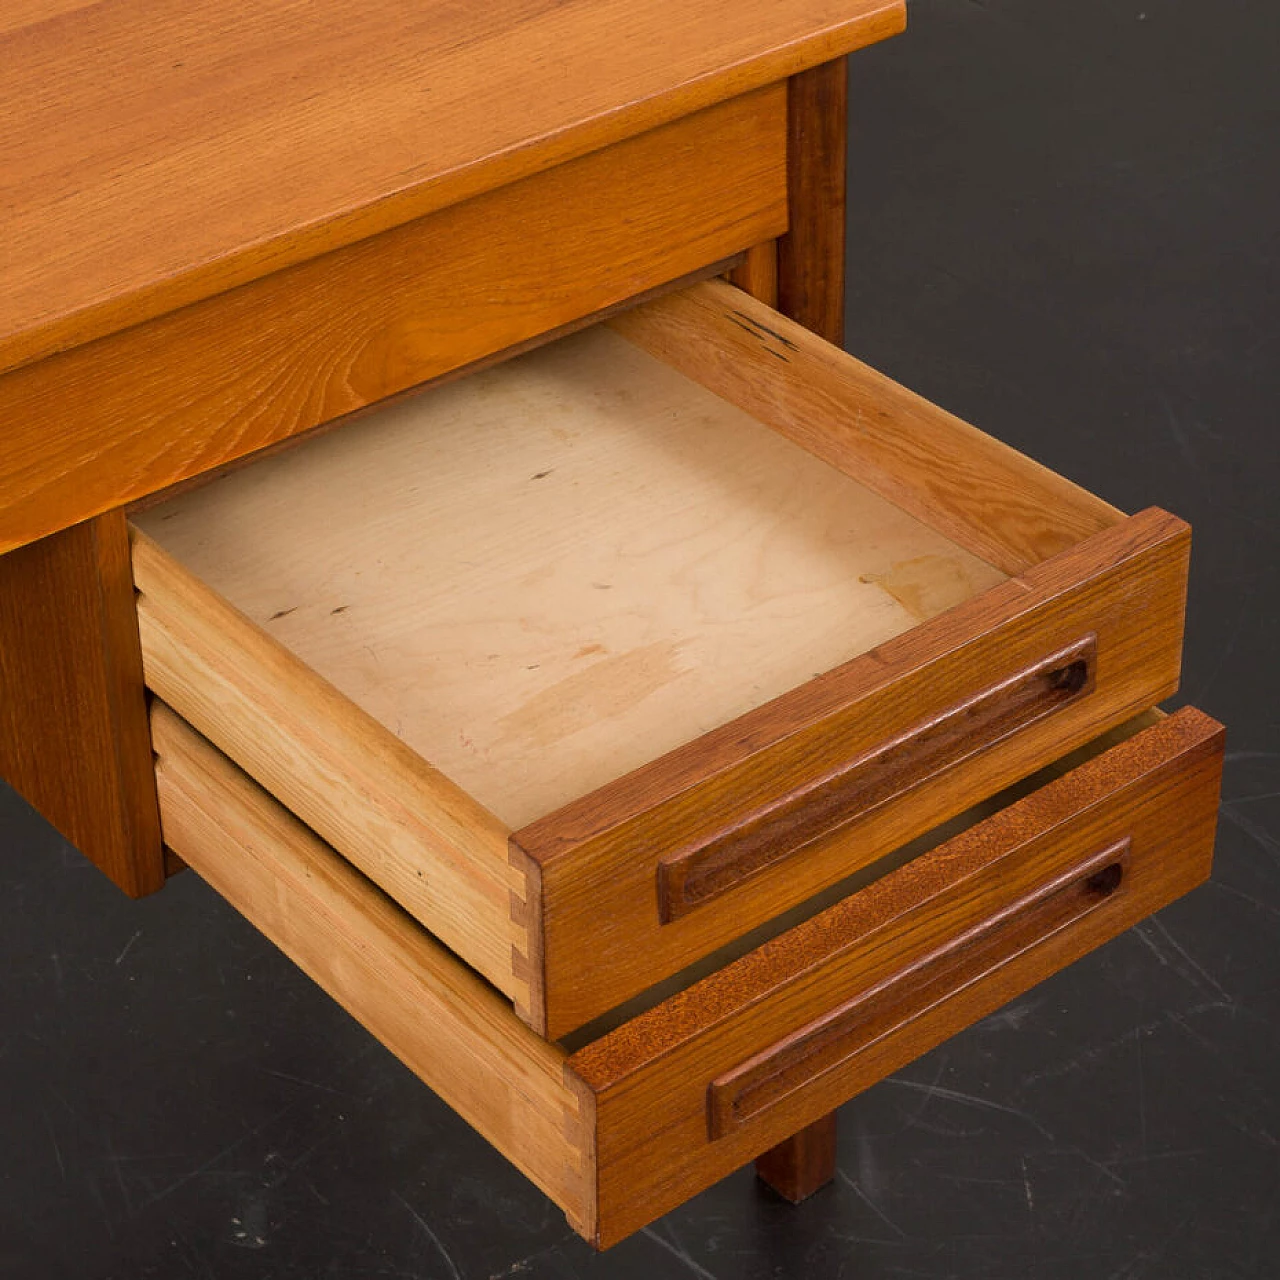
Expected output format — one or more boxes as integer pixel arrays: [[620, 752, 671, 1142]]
[[130, 278, 1190, 1038]]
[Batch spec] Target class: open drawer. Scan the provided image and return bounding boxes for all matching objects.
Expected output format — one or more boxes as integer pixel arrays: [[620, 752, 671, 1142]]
[[130, 279, 1191, 1039], [151, 702, 1224, 1248]]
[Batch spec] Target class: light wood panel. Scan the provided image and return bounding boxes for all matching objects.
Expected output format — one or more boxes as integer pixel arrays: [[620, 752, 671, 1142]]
[[132, 530, 522, 1001], [150, 704, 595, 1237], [0, 0, 905, 376], [134, 325, 1004, 830], [569, 707, 1224, 1247], [610, 279, 1123, 575], [727, 241, 780, 309], [0, 512, 163, 896], [516, 508, 1190, 1038], [0, 88, 786, 555]]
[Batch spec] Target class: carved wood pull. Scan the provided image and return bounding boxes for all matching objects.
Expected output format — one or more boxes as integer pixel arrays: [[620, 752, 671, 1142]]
[[707, 836, 1129, 1140], [658, 635, 1097, 923]]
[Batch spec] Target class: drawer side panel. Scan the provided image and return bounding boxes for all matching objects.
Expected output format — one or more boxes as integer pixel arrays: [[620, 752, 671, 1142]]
[[133, 528, 523, 1000], [151, 704, 594, 1231]]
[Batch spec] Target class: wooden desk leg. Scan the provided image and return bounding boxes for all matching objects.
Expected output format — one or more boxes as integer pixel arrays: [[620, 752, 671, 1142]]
[[777, 56, 848, 347], [0, 511, 165, 897], [756, 1112, 838, 1203], [738, 56, 851, 1207]]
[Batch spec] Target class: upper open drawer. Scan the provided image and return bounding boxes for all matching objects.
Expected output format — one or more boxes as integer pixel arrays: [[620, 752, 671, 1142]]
[[130, 279, 1190, 1039]]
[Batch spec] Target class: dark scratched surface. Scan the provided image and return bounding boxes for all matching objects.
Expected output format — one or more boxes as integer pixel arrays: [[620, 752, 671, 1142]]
[[3, 1, 1277, 1275]]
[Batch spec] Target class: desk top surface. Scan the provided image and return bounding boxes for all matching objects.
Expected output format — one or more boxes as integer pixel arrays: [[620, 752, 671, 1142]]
[[0, 0, 902, 378]]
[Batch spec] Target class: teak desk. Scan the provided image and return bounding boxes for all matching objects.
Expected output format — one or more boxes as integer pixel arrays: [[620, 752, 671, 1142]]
[[0, 0, 1224, 1249]]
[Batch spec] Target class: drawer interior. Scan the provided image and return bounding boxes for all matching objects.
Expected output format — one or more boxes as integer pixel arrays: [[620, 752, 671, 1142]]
[[131, 279, 1191, 1038], [133, 322, 1007, 828], [152, 701, 1224, 1249]]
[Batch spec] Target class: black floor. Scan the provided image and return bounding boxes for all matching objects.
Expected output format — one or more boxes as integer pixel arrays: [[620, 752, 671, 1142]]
[[3, 2, 1278, 1276]]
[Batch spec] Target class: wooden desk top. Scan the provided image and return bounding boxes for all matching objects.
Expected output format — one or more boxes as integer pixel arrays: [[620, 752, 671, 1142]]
[[0, 0, 903, 379]]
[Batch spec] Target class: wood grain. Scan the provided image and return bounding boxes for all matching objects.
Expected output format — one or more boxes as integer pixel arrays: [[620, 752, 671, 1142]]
[[131, 529, 524, 1002], [133, 325, 1001, 832], [727, 241, 780, 309], [0, 88, 787, 555], [516, 509, 1190, 1039], [755, 1113, 837, 1203], [150, 703, 596, 1238], [610, 279, 1122, 575], [568, 707, 1225, 1247], [0, 512, 163, 896], [777, 58, 850, 345], [0, 0, 905, 377]]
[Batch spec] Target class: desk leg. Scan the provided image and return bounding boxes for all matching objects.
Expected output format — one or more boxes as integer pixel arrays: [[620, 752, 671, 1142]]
[[756, 1112, 839, 1203], [777, 56, 848, 347], [741, 56, 851, 1207], [0, 511, 164, 896]]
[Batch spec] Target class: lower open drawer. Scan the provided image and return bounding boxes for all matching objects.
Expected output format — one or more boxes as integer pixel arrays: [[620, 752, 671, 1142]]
[[151, 700, 1223, 1248]]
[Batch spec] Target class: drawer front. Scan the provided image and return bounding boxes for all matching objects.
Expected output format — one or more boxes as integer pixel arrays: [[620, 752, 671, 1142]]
[[568, 707, 1223, 1247]]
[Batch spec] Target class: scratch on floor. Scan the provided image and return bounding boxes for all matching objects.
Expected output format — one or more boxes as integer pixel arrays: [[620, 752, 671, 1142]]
[[394, 1191, 462, 1280], [1223, 787, 1280, 804], [260, 1065, 354, 1097], [980, 999, 1041, 1032], [1159, 392, 1198, 469], [114, 930, 142, 965], [42, 1107, 66, 1182], [1188, 601, 1247, 704], [487, 1232, 577, 1280], [1145, 916, 1234, 1004], [1221, 803, 1280, 863], [139, 1102, 297, 1210], [1135, 1026, 1149, 1161], [86, 1176, 117, 1244], [885, 1077, 1055, 1141], [854, 1117, 883, 1201], [102, 1125, 134, 1215], [837, 1167, 907, 1238], [1066, 1145, 1130, 1191], [1208, 875, 1280, 916], [640, 1221, 718, 1280]]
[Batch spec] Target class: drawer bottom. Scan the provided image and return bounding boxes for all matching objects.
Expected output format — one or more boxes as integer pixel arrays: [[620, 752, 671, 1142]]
[[150, 702, 1223, 1248]]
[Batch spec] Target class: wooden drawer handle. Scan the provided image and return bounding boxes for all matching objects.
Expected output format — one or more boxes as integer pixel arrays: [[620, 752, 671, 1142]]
[[658, 634, 1097, 923], [707, 835, 1129, 1140]]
